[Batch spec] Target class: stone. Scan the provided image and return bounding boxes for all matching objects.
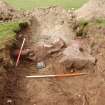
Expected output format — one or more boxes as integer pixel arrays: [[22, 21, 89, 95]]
[[59, 40, 96, 69], [12, 38, 65, 62], [7, 99, 12, 103], [36, 61, 46, 69], [26, 38, 65, 62]]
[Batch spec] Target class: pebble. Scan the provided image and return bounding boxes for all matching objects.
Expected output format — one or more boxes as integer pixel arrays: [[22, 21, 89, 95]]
[[36, 61, 46, 69], [7, 99, 12, 103]]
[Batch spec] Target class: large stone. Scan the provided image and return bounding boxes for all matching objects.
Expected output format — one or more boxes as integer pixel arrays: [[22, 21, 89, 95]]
[[59, 40, 96, 69], [12, 38, 66, 62]]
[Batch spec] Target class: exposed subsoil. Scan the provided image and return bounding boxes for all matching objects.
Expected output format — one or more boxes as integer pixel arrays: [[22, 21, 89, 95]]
[[0, 60, 93, 105], [1, 2, 105, 105], [0, 44, 98, 102], [0, 26, 105, 105]]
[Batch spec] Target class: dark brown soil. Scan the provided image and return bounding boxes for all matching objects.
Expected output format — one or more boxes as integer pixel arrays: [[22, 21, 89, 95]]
[[1, 39, 105, 105], [0, 60, 89, 105]]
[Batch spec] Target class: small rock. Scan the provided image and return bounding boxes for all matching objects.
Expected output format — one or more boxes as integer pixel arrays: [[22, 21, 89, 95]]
[[7, 99, 12, 103], [36, 61, 46, 69]]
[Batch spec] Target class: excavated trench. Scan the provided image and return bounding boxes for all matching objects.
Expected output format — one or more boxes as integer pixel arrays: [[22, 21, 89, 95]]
[[0, 36, 105, 105], [1, 26, 105, 105], [1, 60, 82, 105], [1, 6, 105, 105], [1, 53, 105, 105]]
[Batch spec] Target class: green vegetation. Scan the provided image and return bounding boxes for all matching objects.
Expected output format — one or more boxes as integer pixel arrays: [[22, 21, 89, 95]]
[[74, 19, 105, 37], [0, 21, 27, 49], [0, 21, 28, 64], [93, 19, 105, 27], [6, 0, 88, 10], [73, 20, 89, 37]]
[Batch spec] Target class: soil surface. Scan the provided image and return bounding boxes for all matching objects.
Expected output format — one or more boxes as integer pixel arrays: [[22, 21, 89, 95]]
[[0, 46, 105, 105], [1, 2, 105, 105], [75, 0, 105, 20], [1, 26, 105, 105]]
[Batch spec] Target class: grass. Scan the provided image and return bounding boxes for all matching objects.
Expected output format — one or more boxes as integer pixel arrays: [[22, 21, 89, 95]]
[[73, 20, 89, 37], [0, 21, 28, 64], [74, 19, 105, 37], [0, 21, 27, 49], [94, 19, 105, 27], [6, 0, 88, 10]]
